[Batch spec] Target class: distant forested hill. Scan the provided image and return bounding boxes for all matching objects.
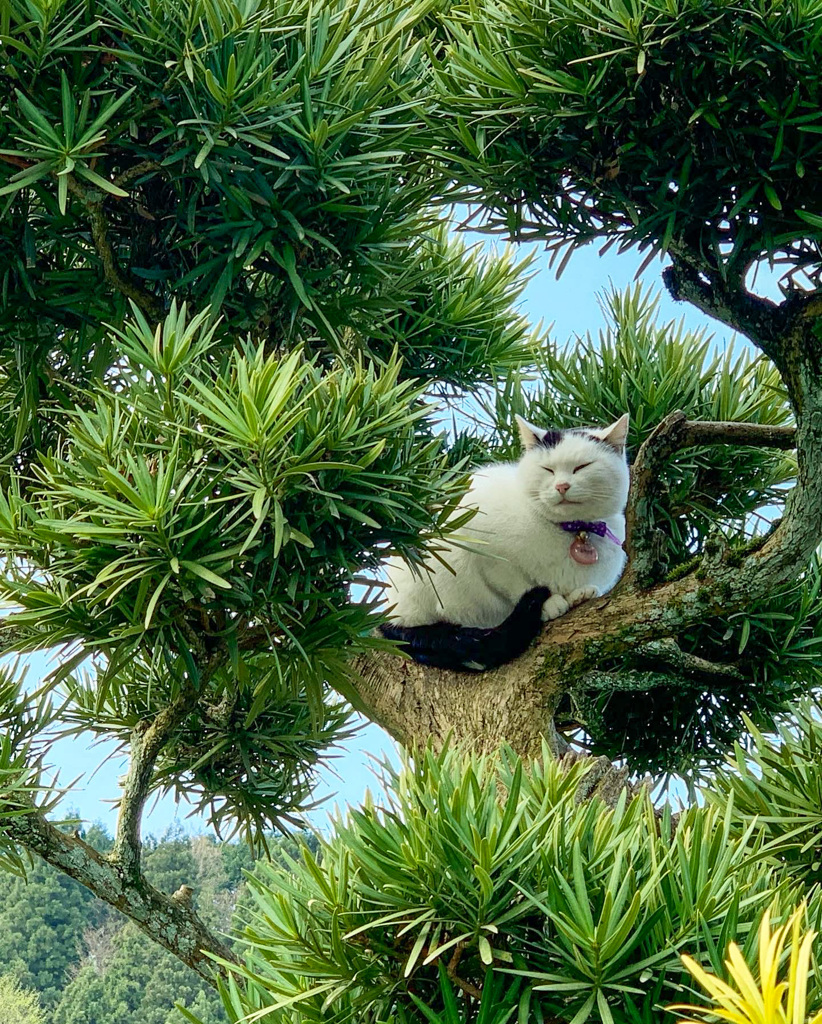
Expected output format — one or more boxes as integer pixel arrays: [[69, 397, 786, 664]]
[[0, 822, 315, 1023]]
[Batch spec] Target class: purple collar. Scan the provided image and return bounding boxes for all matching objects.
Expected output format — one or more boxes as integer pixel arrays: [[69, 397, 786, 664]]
[[559, 520, 622, 546]]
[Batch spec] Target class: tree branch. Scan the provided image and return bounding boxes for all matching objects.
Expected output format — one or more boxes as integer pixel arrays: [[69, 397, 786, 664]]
[[446, 941, 482, 1000], [663, 256, 787, 366], [112, 160, 162, 189], [679, 421, 797, 448], [110, 683, 196, 882], [111, 634, 228, 882], [633, 639, 745, 683], [65, 176, 163, 319], [3, 805, 239, 985], [625, 411, 797, 586], [569, 754, 635, 806]]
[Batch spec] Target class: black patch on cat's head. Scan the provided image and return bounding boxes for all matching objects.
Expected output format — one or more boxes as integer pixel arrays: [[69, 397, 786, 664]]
[[581, 432, 626, 456], [538, 430, 563, 449]]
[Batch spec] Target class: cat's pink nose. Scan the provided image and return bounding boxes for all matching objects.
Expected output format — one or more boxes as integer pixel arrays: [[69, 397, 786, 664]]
[[555, 481, 571, 495]]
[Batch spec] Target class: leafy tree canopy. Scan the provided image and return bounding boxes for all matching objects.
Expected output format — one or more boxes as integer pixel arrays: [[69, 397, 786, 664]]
[[2, 0, 822, 1016], [430, 0, 822, 284], [217, 735, 822, 1024], [0, 974, 46, 1024]]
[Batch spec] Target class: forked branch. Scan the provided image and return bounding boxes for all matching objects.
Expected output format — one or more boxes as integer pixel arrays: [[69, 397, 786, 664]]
[[625, 411, 797, 586], [65, 175, 163, 319]]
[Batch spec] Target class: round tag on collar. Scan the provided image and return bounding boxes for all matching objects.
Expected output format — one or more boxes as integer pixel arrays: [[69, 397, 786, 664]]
[[570, 530, 598, 565]]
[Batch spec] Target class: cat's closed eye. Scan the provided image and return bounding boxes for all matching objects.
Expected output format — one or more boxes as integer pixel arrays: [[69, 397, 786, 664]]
[[573, 462, 592, 473], [543, 467, 554, 474]]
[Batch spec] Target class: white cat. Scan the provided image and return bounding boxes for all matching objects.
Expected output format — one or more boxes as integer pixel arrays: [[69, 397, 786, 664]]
[[381, 414, 629, 670]]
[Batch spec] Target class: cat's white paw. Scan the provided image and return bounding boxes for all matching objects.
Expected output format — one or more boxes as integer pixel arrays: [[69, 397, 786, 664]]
[[541, 594, 570, 621], [567, 586, 600, 607]]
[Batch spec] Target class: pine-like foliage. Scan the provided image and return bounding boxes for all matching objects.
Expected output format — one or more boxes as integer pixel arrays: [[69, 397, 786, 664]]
[[3, 2, 822, 1018], [429, 0, 822, 278], [0, 0, 537, 455], [0, 0, 542, 840], [215, 737, 822, 1024], [0, 302, 473, 839], [672, 904, 822, 1024]]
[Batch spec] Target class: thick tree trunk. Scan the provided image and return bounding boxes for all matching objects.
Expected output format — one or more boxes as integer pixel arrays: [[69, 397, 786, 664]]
[[354, 647, 567, 758]]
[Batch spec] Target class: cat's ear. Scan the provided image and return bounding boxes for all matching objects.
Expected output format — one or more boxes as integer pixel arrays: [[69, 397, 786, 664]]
[[515, 414, 550, 449], [591, 413, 630, 451]]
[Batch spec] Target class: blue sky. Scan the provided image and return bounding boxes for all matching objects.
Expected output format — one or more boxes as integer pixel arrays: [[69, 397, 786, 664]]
[[41, 238, 749, 839]]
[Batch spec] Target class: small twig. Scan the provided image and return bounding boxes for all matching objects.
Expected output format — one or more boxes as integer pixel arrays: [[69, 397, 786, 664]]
[[446, 941, 482, 1000], [447, 941, 466, 976], [1, 156, 162, 318], [112, 159, 163, 189], [0, 153, 32, 170], [65, 175, 163, 319], [451, 973, 482, 1000], [634, 638, 745, 682]]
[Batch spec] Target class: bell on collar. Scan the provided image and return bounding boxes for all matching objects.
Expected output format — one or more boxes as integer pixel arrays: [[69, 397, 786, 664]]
[[570, 530, 598, 565]]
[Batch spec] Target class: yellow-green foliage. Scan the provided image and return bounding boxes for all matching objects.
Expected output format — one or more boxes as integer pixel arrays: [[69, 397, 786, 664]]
[[0, 974, 45, 1024], [672, 904, 822, 1024]]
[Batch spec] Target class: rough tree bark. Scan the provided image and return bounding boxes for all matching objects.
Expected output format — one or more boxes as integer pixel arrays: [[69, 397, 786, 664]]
[[3, 808, 236, 983]]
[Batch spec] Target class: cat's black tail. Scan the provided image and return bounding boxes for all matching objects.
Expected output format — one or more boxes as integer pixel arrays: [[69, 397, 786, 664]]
[[378, 587, 551, 673]]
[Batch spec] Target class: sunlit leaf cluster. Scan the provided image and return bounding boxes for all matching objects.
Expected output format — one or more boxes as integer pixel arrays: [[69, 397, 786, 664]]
[[708, 701, 822, 887], [0, 0, 539, 458], [0, 304, 463, 646], [213, 741, 820, 1024], [671, 903, 822, 1024]]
